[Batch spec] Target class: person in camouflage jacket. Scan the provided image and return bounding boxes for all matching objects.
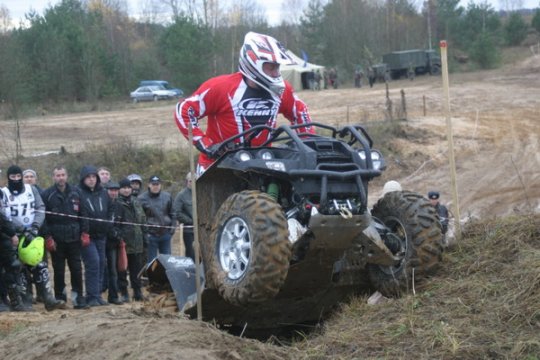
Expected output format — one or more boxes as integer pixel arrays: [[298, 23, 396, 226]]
[[113, 178, 147, 301]]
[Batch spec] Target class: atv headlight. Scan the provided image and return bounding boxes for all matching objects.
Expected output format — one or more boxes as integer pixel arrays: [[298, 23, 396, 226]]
[[358, 150, 385, 170], [265, 161, 286, 171], [371, 150, 385, 170], [236, 151, 252, 162], [258, 150, 274, 160], [358, 150, 366, 160]]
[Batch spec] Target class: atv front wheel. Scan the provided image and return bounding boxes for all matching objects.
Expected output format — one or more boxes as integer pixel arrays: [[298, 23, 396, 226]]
[[206, 190, 291, 306], [368, 191, 443, 296]]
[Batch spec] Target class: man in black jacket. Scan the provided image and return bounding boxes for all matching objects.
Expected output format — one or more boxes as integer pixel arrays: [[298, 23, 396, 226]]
[[78, 165, 113, 307], [42, 166, 89, 309], [172, 172, 194, 261], [138, 175, 176, 265], [428, 191, 449, 235]]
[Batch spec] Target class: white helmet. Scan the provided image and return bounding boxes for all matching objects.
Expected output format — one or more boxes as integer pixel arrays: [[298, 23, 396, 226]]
[[238, 32, 294, 97], [382, 180, 402, 196]]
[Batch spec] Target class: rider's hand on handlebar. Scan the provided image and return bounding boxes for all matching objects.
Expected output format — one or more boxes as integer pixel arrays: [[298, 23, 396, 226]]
[[197, 140, 236, 159]]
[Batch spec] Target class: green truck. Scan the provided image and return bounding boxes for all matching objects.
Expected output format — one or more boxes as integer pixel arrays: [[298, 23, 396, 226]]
[[382, 49, 441, 79]]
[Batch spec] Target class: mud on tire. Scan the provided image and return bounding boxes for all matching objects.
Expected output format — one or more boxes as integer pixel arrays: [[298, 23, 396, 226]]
[[206, 190, 291, 306], [368, 191, 443, 296]]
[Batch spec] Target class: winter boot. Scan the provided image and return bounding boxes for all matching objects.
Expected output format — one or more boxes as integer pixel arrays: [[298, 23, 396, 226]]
[[120, 288, 130, 303], [33, 263, 66, 311], [133, 288, 146, 302], [8, 285, 33, 312], [36, 281, 66, 311], [71, 291, 89, 310]]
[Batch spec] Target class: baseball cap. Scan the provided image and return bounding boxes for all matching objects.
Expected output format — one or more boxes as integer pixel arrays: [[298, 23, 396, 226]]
[[106, 181, 120, 190], [127, 173, 143, 183], [149, 175, 161, 184], [428, 191, 440, 200]]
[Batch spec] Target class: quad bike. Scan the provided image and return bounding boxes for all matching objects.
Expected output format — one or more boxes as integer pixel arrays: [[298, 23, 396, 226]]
[[146, 122, 443, 332]]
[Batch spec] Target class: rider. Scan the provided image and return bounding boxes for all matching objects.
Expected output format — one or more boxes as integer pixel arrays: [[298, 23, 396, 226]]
[[1, 165, 66, 311], [174, 31, 315, 174]]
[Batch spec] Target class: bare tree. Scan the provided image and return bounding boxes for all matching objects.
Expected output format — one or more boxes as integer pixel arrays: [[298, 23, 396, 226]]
[[0, 4, 11, 33], [280, 0, 306, 25], [499, 0, 525, 12]]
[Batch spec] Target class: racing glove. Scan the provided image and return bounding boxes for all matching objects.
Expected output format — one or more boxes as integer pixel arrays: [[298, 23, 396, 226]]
[[80, 232, 91, 248], [46, 236, 57, 252], [195, 138, 218, 159], [23, 225, 39, 241]]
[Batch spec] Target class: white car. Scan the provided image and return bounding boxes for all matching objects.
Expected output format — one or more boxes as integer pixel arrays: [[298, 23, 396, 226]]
[[130, 85, 177, 103]]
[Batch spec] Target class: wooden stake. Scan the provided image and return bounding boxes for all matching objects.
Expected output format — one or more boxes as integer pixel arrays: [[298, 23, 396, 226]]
[[187, 120, 203, 321], [440, 40, 462, 240]]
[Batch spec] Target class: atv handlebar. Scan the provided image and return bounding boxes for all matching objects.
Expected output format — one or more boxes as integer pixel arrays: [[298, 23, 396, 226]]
[[210, 122, 376, 160]]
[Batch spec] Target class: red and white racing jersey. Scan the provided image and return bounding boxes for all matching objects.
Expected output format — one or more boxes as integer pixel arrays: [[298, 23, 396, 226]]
[[174, 72, 314, 170]]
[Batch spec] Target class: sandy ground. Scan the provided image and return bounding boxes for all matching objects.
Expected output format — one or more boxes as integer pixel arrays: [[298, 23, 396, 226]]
[[0, 55, 539, 358]]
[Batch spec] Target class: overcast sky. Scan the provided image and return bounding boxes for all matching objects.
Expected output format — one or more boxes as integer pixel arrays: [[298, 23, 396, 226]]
[[2, 0, 540, 27]]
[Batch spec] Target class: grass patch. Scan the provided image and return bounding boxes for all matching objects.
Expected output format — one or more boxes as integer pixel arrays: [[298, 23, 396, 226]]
[[9, 139, 192, 193], [292, 214, 540, 359]]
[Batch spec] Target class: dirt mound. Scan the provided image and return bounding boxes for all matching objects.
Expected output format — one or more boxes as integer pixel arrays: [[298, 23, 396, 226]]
[[0, 306, 294, 360]]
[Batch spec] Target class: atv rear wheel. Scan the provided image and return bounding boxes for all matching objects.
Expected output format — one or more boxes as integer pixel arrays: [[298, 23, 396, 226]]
[[368, 191, 443, 296], [206, 190, 291, 306]]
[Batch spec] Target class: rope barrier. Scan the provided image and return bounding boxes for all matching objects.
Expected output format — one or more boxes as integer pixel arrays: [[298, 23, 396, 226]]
[[33, 209, 193, 230]]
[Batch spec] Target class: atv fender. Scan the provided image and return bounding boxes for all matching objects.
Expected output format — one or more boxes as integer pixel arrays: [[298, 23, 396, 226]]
[[145, 255, 205, 312]]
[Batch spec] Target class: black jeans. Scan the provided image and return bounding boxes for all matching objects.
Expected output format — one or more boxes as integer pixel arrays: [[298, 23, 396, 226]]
[[50, 241, 83, 300], [106, 246, 119, 301], [183, 230, 195, 261], [127, 253, 143, 291]]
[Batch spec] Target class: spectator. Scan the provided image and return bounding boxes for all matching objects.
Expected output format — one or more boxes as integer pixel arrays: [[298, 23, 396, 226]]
[[368, 67, 376, 88], [42, 166, 89, 309], [104, 181, 122, 305], [428, 191, 449, 235], [97, 167, 111, 186], [354, 67, 363, 88], [329, 67, 338, 89], [114, 178, 146, 301], [308, 69, 315, 90], [106, 181, 120, 200], [174, 31, 314, 175], [1, 165, 65, 311], [22, 168, 44, 302], [314, 70, 322, 90], [173, 172, 195, 261], [0, 198, 29, 311], [127, 173, 143, 196], [78, 165, 113, 307], [22, 169, 43, 194], [382, 180, 402, 197], [138, 175, 175, 264]]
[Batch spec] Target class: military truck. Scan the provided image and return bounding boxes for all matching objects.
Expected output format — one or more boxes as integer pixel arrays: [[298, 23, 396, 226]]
[[382, 49, 441, 80]]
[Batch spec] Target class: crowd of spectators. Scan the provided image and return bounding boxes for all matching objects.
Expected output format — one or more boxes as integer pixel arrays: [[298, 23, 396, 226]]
[[0, 165, 194, 311]]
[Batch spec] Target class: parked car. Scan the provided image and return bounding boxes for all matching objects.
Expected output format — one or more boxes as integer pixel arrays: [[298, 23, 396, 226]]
[[130, 85, 177, 103], [139, 80, 184, 97]]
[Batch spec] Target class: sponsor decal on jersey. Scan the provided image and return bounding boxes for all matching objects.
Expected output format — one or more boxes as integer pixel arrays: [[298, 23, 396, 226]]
[[236, 98, 279, 119]]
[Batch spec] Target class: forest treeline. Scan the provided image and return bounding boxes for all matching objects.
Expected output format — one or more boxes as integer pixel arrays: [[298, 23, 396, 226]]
[[1, 0, 540, 113]]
